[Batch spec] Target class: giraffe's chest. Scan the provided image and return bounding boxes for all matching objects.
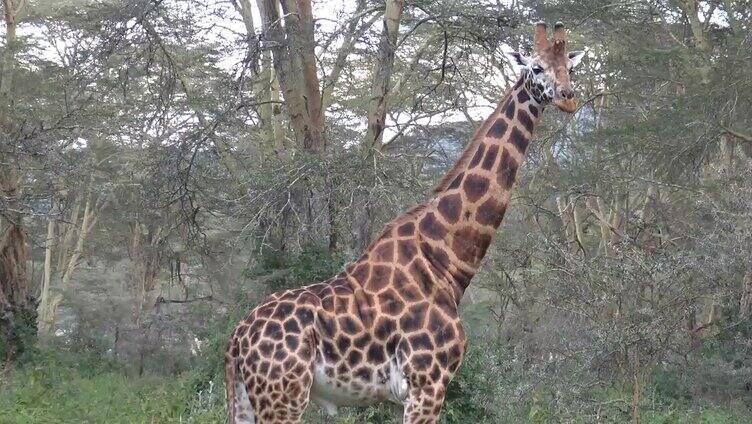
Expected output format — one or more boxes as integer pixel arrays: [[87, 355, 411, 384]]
[[309, 350, 408, 413]]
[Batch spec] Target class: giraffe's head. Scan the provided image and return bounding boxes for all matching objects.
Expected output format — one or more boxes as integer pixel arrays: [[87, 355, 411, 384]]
[[506, 22, 586, 113]]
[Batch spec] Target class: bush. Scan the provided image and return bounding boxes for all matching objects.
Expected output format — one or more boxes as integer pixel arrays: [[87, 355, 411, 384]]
[[0, 349, 192, 423]]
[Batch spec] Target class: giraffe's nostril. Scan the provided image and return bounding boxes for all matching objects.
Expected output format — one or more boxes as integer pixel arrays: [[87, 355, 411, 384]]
[[560, 89, 574, 99]]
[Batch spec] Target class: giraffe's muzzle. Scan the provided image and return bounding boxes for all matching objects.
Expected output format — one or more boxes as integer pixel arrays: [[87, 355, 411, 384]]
[[554, 98, 577, 113]]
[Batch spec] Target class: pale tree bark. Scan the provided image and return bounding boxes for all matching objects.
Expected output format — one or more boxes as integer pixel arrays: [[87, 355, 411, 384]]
[[41, 188, 106, 334], [740, 271, 752, 319], [56, 193, 82, 272], [36, 202, 57, 336], [235, 0, 286, 155], [258, 8, 286, 154], [638, 185, 657, 224], [556, 196, 581, 254], [355, 0, 405, 249], [680, 0, 711, 84], [260, 0, 344, 250], [586, 196, 613, 256], [268, 65, 285, 152], [234, 0, 255, 34], [129, 222, 165, 326], [0, 0, 23, 97], [261, 0, 326, 151], [681, 0, 711, 53], [0, 0, 33, 361], [719, 133, 734, 171], [233, 0, 262, 150], [289, 0, 324, 146], [609, 194, 625, 245], [365, 0, 405, 150], [572, 201, 586, 254], [61, 195, 94, 287]]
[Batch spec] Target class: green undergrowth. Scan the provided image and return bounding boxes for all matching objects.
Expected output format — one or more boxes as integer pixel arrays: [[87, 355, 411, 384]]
[[0, 349, 196, 423], [3, 344, 751, 424]]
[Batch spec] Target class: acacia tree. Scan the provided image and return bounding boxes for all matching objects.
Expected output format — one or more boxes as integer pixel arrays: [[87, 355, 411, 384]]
[[2, 5, 750, 418], [0, 0, 34, 361], [471, 0, 752, 419]]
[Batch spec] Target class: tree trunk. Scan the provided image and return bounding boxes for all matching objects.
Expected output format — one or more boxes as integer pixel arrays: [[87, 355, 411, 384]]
[[42, 190, 104, 333], [556, 195, 577, 253], [0, 226, 32, 360], [610, 195, 624, 245], [237, 0, 286, 156], [631, 366, 642, 424], [288, 0, 324, 147], [572, 200, 586, 254], [36, 214, 56, 336], [740, 271, 752, 319], [261, 0, 326, 151], [269, 66, 285, 153], [129, 222, 164, 325], [260, 0, 342, 250], [0, 0, 34, 362], [57, 194, 81, 270], [586, 195, 612, 256], [364, 0, 405, 150], [680, 0, 711, 83], [0, 0, 21, 97], [61, 195, 93, 287], [681, 0, 710, 52], [356, 0, 404, 249]]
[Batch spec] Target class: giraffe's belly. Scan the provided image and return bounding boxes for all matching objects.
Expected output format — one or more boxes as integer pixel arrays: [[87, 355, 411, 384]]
[[309, 355, 408, 414]]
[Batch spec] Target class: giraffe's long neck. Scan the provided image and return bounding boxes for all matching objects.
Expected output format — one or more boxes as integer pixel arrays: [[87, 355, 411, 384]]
[[416, 73, 544, 301]]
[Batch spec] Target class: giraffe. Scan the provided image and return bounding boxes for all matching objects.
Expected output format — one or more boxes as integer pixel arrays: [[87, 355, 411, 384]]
[[225, 22, 586, 424]]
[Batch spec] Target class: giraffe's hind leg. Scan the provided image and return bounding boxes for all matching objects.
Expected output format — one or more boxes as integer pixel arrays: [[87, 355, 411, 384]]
[[232, 374, 256, 423], [237, 320, 317, 423], [402, 384, 448, 424], [226, 337, 255, 424], [243, 370, 312, 424]]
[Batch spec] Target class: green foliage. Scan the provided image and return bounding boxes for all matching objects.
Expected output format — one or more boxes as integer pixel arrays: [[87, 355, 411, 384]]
[[2, 0, 751, 422], [287, 244, 346, 287], [5, 342, 751, 423], [0, 305, 37, 362], [442, 340, 508, 423], [0, 349, 192, 423], [652, 368, 692, 403], [244, 244, 346, 293]]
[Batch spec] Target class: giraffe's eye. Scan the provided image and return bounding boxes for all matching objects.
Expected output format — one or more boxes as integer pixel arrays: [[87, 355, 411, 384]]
[[532, 66, 543, 74]]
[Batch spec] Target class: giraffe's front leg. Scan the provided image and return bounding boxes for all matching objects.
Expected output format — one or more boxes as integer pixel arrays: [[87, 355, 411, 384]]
[[402, 384, 447, 424]]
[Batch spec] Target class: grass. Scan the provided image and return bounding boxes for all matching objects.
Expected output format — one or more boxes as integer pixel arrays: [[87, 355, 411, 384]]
[[578, 386, 752, 424], [1, 368, 189, 423], [2, 348, 751, 423], [0, 349, 220, 424]]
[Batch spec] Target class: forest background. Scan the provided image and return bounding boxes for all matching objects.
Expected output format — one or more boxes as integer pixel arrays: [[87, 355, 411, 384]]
[[1, 0, 752, 422]]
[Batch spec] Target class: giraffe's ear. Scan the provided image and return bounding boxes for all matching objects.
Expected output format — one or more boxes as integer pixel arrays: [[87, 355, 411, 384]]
[[505, 51, 531, 68], [568, 51, 586, 68]]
